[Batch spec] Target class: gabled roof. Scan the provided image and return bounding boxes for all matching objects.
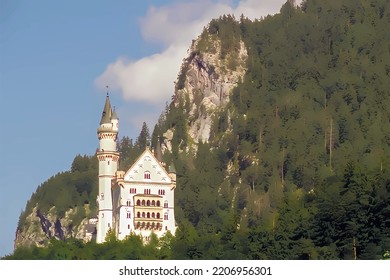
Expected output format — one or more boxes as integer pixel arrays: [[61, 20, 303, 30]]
[[123, 148, 171, 183]]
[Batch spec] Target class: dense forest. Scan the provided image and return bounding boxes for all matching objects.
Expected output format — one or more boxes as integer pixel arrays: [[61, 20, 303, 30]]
[[5, 0, 390, 260]]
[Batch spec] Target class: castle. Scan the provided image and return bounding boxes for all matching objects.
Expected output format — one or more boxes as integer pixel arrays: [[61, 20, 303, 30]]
[[96, 95, 176, 243]]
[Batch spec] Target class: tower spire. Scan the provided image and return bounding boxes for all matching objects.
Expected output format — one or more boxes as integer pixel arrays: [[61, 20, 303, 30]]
[[100, 92, 112, 125]]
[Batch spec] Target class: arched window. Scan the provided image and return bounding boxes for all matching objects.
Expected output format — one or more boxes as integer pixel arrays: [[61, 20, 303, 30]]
[[136, 200, 140, 206], [151, 200, 155, 206], [142, 212, 145, 218], [147, 200, 150, 206], [142, 222, 145, 228], [156, 213, 160, 219], [147, 222, 150, 228], [137, 212, 140, 218], [152, 213, 155, 218], [126, 200, 131, 206], [164, 200, 168, 208], [127, 212, 131, 219], [156, 201, 161, 207], [164, 213, 168, 220], [152, 222, 155, 229], [144, 171, 151, 179], [136, 222, 140, 229], [142, 200, 145, 206], [147, 212, 150, 218]]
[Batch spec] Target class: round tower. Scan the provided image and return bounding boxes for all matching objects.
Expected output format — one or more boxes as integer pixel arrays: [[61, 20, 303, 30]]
[[96, 94, 120, 243]]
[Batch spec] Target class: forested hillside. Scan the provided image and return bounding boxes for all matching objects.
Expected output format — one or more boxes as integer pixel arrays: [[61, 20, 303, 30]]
[[7, 0, 390, 260]]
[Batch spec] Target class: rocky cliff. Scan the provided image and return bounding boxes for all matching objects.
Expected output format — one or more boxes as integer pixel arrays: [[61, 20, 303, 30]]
[[14, 204, 96, 249], [162, 31, 248, 151]]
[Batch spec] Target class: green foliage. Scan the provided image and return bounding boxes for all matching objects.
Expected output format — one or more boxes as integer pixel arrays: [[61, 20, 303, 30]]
[[159, 0, 390, 259], [136, 122, 150, 150], [3, 235, 163, 260], [17, 154, 98, 231]]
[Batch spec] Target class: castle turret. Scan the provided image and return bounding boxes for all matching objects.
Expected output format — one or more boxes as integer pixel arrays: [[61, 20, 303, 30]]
[[96, 94, 119, 243], [168, 162, 176, 190]]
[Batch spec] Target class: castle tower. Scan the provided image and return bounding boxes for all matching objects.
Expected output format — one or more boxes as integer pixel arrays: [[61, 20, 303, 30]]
[[96, 94, 120, 243]]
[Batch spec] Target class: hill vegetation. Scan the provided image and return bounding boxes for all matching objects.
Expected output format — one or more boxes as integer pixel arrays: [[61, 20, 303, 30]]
[[7, 0, 390, 260]]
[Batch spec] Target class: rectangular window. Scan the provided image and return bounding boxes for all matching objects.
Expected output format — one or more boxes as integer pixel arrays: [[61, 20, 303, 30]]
[[144, 189, 151, 195], [130, 188, 137, 194], [164, 213, 168, 220]]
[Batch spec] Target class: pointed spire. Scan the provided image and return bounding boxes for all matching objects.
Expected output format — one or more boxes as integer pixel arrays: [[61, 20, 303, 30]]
[[168, 161, 176, 174], [155, 138, 163, 163], [100, 93, 112, 125], [112, 106, 118, 120]]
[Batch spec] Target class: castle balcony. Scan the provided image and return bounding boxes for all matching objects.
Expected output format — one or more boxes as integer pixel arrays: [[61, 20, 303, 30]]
[[133, 218, 163, 231]]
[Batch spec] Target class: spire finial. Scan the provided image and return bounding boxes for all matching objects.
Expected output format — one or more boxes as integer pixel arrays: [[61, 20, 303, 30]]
[[106, 85, 109, 97]]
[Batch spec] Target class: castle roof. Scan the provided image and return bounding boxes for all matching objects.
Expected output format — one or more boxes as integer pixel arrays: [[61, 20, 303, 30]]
[[111, 107, 118, 120], [122, 148, 171, 183], [154, 140, 163, 163], [100, 94, 112, 125], [168, 162, 176, 174]]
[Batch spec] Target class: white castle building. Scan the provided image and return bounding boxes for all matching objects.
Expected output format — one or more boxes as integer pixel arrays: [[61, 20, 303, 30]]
[[96, 95, 176, 243]]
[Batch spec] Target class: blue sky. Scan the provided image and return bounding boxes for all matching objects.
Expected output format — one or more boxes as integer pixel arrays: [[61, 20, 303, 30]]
[[0, 0, 290, 257]]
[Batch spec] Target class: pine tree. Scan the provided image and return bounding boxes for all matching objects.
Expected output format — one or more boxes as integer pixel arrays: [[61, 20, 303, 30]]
[[136, 122, 150, 150]]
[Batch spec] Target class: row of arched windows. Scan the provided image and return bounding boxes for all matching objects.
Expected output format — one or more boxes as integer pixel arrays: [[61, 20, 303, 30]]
[[136, 199, 160, 207], [135, 222, 162, 231], [136, 212, 161, 219], [135, 199, 169, 208]]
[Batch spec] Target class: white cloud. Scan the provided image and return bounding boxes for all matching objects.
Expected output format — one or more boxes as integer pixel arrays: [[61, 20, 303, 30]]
[[95, 44, 186, 104], [95, 0, 296, 105]]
